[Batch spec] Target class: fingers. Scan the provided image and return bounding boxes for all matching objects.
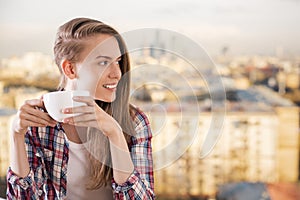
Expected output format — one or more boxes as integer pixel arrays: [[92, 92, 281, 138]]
[[19, 112, 56, 127], [72, 96, 94, 106], [19, 118, 50, 128], [63, 113, 96, 124], [62, 97, 107, 129], [61, 100, 100, 126], [63, 117, 97, 128], [62, 105, 94, 115], [62, 105, 100, 128], [25, 99, 45, 109], [15, 111, 55, 135], [14, 99, 57, 134], [22, 104, 56, 125], [62, 96, 99, 115]]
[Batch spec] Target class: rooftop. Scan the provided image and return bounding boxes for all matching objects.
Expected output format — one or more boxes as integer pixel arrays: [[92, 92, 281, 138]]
[[0, 108, 17, 116]]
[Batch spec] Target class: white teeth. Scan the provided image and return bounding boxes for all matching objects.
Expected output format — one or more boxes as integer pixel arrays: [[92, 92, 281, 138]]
[[103, 84, 117, 89]]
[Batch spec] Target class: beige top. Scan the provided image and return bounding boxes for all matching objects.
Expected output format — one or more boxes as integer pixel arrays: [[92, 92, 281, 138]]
[[66, 139, 113, 200]]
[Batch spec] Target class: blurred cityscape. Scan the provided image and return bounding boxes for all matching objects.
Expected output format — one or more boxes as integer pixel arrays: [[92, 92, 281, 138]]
[[0, 44, 300, 199]]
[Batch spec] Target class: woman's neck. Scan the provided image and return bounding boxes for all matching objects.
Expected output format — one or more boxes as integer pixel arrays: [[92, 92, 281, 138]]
[[62, 124, 88, 144]]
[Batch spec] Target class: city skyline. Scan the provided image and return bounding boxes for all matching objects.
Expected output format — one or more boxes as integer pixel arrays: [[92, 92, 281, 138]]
[[0, 37, 299, 198], [1, 0, 300, 59]]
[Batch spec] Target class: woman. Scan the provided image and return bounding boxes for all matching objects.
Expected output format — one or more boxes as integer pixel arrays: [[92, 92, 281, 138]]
[[7, 17, 155, 200]]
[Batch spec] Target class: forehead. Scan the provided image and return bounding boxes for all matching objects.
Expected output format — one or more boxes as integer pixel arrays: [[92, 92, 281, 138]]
[[81, 34, 121, 62]]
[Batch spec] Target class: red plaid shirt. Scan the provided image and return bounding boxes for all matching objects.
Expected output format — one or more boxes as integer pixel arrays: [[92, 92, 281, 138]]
[[7, 108, 155, 200]]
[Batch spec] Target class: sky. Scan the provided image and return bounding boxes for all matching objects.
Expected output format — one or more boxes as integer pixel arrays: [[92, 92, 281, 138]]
[[0, 0, 300, 59]]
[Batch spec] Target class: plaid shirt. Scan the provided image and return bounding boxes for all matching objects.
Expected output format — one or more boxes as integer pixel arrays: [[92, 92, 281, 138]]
[[7, 107, 155, 200]]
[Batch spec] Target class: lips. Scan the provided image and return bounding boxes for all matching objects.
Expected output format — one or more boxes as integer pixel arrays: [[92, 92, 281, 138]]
[[103, 83, 118, 89]]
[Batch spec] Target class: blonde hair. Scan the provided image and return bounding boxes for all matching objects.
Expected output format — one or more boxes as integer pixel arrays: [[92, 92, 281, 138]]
[[54, 17, 135, 189]]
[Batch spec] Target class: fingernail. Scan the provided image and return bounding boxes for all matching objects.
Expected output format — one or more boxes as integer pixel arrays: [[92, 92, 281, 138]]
[[63, 109, 69, 113], [73, 96, 80, 100], [63, 119, 69, 123]]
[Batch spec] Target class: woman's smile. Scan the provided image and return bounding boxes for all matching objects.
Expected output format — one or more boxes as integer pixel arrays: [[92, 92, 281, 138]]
[[103, 83, 118, 89]]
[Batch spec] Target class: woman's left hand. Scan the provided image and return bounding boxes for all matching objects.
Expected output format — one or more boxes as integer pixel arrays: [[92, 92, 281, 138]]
[[62, 96, 122, 138]]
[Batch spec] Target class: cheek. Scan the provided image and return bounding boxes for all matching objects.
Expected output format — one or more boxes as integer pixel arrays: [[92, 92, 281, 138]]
[[76, 66, 105, 95]]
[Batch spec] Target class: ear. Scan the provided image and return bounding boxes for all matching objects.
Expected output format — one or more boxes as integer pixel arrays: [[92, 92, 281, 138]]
[[61, 59, 77, 79]]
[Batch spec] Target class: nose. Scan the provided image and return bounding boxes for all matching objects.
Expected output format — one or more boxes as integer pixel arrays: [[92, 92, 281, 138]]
[[108, 61, 122, 80]]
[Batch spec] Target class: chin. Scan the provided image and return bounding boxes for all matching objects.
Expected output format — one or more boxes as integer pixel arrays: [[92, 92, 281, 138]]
[[94, 96, 116, 103]]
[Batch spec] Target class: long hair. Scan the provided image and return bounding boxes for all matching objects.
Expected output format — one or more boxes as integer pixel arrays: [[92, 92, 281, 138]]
[[53, 17, 135, 189]]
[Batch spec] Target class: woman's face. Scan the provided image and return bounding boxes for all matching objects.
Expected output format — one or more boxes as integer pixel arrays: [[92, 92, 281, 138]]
[[74, 34, 122, 102]]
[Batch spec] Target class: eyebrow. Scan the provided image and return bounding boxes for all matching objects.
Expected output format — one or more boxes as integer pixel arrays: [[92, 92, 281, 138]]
[[95, 55, 121, 60]]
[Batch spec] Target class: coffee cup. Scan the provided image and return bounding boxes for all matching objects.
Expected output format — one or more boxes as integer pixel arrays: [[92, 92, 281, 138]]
[[43, 90, 90, 122]]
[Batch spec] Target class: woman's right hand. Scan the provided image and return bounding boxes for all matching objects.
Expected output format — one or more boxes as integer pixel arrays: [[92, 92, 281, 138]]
[[13, 99, 57, 135]]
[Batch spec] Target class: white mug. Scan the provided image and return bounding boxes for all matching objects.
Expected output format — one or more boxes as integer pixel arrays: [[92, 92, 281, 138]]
[[43, 90, 90, 122]]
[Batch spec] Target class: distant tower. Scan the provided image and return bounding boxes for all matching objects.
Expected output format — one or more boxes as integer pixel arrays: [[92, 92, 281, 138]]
[[277, 69, 286, 95], [150, 30, 161, 58], [275, 46, 284, 58], [221, 46, 229, 56]]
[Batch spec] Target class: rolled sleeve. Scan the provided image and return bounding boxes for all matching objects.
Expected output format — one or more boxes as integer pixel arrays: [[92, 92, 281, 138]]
[[6, 167, 39, 199], [7, 167, 34, 190], [111, 107, 155, 200], [112, 169, 140, 192], [112, 169, 154, 199]]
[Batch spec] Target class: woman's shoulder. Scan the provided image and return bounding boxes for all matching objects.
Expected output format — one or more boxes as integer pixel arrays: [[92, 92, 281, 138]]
[[129, 104, 152, 139], [130, 104, 150, 127]]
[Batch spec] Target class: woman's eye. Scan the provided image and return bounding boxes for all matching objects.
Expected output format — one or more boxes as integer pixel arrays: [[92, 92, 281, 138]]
[[116, 59, 121, 65], [99, 61, 109, 66], [98, 59, 121, 66]]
